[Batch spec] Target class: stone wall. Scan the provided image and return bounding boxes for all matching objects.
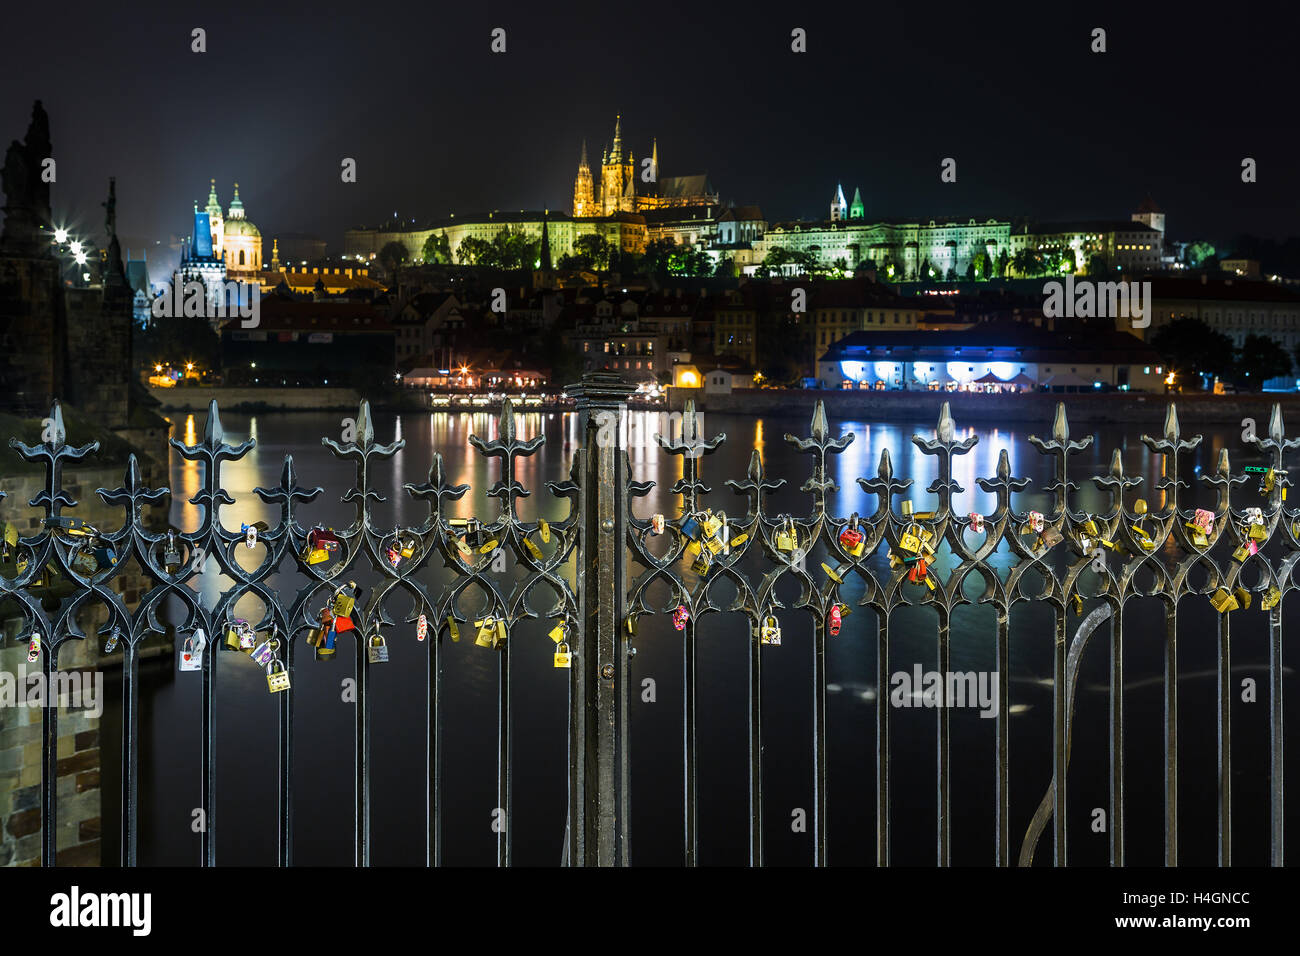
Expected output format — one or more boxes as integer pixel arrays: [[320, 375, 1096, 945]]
[[148, 385, 361, 411]]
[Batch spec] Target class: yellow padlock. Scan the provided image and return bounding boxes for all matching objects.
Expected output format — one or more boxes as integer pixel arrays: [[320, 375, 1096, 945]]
[[759, 616, 781, 646], [474, 617, 496, 647], [524, 538, 544, 561], [548, 621, 568, 644], [1261, 585, 1281, 611], [479, 538, 499, 555], [1209, 588, 1239, 613], [538, 519, 550, 543], [554, 642, 572, 668], [447, 617, 460, 642]]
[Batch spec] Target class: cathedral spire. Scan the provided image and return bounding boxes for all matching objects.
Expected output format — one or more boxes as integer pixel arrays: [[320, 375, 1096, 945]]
[[228, 182, 244, 219], [609, 114, 624, 163], [651, 138, 659, 177], [579, 139, 589, 169]]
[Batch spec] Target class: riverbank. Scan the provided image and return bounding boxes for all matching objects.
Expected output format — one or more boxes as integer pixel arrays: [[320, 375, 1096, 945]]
[[667, 387, 1300, 426]]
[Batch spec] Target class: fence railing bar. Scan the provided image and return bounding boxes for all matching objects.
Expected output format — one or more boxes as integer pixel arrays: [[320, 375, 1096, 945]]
[[996, 612, 1010, 866], [1109, 612, 1125, 866], [937, 611, 951, 866], [1217, 610, 1232, 866], [201, 640, 216, 866], [355, 637, 371, 866], [1164, 612, 1179, 866], [277, 641, 294, 867], [748, 620, 763, 866], [1053, 612, 1067, 866], [1269, 606, 1284, 866], [428, 625, 443, 867], [497, 633, 512, 867], [876, 615, 890, 867], [40, 653, 58, 867], [812, 615, 828, 866], [683, 616, 698, 866], [121, 643, 139, 866]]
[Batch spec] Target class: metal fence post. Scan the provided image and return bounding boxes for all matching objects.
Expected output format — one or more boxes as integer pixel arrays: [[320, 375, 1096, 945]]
[[567, 372, 635, 866]]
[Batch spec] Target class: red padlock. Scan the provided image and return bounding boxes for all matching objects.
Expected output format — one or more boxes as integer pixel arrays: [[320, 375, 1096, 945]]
[[838, 526, 865, 551], [907, 557, 929, 583], [828, 604, 842, 636], [671, 605, 690, 630]]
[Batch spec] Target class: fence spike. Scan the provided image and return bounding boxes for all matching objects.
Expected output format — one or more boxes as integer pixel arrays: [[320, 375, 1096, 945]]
[[1163, 403, 1180, 443], [1269, 402, 1284, 442], [203, 398, 224, 444], [499, 398, 517, 441], [1109, 447, 1124, 477], [811, 400, 829, 442], [1052, 403, 1069, 442]]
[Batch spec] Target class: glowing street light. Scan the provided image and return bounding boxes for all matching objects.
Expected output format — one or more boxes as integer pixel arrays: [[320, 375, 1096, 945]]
[[74, 252, 87, 266], [69, 240, 82, 255], [54, 228, 68, 244]]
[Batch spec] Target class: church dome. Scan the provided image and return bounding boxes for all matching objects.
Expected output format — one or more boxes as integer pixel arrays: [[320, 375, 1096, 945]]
[[225, 218, 261, 238]]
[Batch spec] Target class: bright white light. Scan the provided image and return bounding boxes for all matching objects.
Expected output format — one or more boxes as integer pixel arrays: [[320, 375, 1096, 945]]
[[74, 252, 87, 265], [69, 241, 83, 255], [54, 228, 68, 243]]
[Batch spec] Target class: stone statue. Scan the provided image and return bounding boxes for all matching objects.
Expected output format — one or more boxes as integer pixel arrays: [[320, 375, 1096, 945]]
[[1, 100, 53, 252]]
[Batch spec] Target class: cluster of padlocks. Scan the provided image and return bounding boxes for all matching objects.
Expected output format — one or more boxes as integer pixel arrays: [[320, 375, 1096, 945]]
[[887, 502, 939, 591], [174, 618, 290, 692], [4, 517, 118, 587]]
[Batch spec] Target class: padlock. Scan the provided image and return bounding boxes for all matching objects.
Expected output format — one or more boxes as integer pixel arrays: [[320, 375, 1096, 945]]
[[478, 538, 500, 555], [538, 518, 551, 543], [1260, 468, 1277, 495], [1231, 544, 1252, 563], [898, 527, 923, 555], [691, 549, 712, 576], [70, 546, 98, 576], [179, 628, 206, 672], [1244, 507, 1264, 526], [759, 616, 781, 646], [839, 518, 865, 557], [302, 527, 337, 564], [446, 616, 460, 642], [1248, 522, 1268, 543], [475, 617, 498, 648], [46, 515, 94, 538], [451, 530, 475, 563], [822, 561, 846, 584], [416, 614, 428, 642], [624, 615, 637, 636], [26, 632, 39, 663], [701, 513, 723, 540], [1186, 526, 1209, 548], [331, 583, 357, 619], [548, 620, 569, 644], [103, 626, 121, 654], [163, 531, 182, 569], [93, 544, 117, 569], [250, 634, 280, 667], [1025, 511, 1044, 535], [1, 522, 17, 562], [226, 619, 251, 651], [266, 660, 291, 693], [241, 521, 268, 549], [523, 537, 544, 561], [1037, 528, 1064, 551], [901, 501, 914, 517], [306, 606, 333, 648], [554, 641, 572, 668], [1073, 593, 1084, 615], [728, 530, 748, 549], [386, 544, 402, 567], [1261, 585, 1281, 611], [671, 605, 690, 630], [650, 513, 665, 535], [367, 633, 389, 663], [1191, 509, 1215, 535], [400, 536, 417, 559], [1209, 588, 1239, 613], [828, 603, 843, 637], [968, 512, 985, 534], [679, 515, 702, 540], [1234, 587, 1252, 611]]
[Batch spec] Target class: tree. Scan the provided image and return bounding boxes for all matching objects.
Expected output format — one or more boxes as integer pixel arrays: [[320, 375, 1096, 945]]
[[378, 240, 408, 276], [1086, 253, 1111, 276], [1184, 241, 1216, 269], [456, 236, 493, 265], [714, 256, 735, 278], [1149, 317, 1235, 388], [421, 232, 451, 264], [995, 249, 1010, 279], [642, 238, 676, 277], [1234, 334, 1293, 390], [964, 260, 977, 282], [574, 233, 610, 271]]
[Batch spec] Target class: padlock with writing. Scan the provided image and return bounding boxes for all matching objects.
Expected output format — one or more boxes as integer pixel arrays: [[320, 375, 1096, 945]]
[[70, 545, 98, 576], [968, 512, 985, 534], [26, 631, 40, 663], [179, 628, 206, 671], [446, 616, 460, 642], [367, 633, 389, 663], [250, 633, 280, 667], [554, 641, 572, 668], [671, 605, 690, 630], [331, 582, 358, 621], [679, 514, 702, 540], [416, 613, 428, 642], [774, 516, 798, 553], [266, 659, 291, 693], [650, 513, 665, 535], [1025, 511, 1044, 535], [1261, 585, 1281, 611], [828, 603, 843, 637], [759, 615, 781, 646], [475, 616, 499, 648]]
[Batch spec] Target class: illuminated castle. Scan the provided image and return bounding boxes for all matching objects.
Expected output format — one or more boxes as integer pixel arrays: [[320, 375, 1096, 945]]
[[572, 115, 717, 218]]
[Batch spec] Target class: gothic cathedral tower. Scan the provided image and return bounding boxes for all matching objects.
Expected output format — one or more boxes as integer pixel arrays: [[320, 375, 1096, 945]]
[[600, 115, 635, 215], [205, 179, 224, 259], [572, 140, 595, 217]]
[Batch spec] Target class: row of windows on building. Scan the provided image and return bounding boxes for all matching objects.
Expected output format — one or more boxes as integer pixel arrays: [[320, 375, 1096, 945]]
[[581, 340, 655, 353]]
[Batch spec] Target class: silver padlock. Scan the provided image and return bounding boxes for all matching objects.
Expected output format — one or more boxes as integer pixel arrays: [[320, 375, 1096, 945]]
[[367, 633, 389, 663], [179, 628, 206, 671]]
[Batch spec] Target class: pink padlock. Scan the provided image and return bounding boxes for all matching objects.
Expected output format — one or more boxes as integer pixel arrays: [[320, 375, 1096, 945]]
[[416, 614, 428, 642], [1193, 509, 1215, 533], [26, 632, 39, 664], [969, 512, 985, 534], [1027, 511, 1044, 534], [671, 605, 690, 630]]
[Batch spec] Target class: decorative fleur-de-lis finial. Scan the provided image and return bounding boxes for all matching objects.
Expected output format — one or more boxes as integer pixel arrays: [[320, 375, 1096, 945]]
[[858, 447, 913, 517], [11, 401, 99, 517], [976, 448, 1032, 522], [725, 448, 786, 514], [253, 455, 323, 531], [1091, 448, 1142, 519], [785, 400, 853, 506], [1052, 403, 1069, 443], [1140, 403, 1202, 512], [1200, 446, 1247, 514], [470, 399, 545, 516], [657, 398, 725, 459], [98, 453, 169, 528], [1028, 403, 1094, 515], [404, 452, 470, 532]]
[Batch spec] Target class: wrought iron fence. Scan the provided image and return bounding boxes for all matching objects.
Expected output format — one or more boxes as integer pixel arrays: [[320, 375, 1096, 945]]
[[6, 372, 1298, 866]]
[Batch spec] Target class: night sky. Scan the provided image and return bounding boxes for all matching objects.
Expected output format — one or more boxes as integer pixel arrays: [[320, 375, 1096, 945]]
[[1, 1, 1295, 257]]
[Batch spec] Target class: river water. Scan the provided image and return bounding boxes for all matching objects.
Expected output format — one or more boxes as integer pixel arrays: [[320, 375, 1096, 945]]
[[96, 407, 1296, 866]]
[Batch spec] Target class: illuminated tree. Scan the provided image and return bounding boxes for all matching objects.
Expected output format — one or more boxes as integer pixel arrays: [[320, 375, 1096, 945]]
[[456, 236, 493, 265], [574, 233, 610, 271], [421, 232, 451, 264]]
